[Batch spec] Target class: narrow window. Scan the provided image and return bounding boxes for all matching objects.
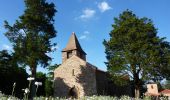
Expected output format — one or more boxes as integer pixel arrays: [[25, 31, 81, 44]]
[[72, 69, 75, 76], [151, 85, 154, 89]]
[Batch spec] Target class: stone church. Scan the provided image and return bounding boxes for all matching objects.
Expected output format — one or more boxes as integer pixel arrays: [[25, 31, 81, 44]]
[[54, 32, 132, 98]]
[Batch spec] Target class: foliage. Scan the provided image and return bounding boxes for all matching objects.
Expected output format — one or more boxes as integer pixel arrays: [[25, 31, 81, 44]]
[[0, 50, 28, 98], [156, 82, 164, 91], [4, 0, 57, 98], [103, 10, 170, 97], [36, 72, 46, 96], [46, 64, 59, 79], [35, 71, 55, 97], [45, 78, 53, 97], [45, 64, 59, 96], [163, 80, 170, 89], [4, 0, 57, 77]]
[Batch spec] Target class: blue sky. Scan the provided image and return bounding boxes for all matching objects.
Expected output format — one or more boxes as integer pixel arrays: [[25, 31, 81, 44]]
[[0, 0, 170, 74]]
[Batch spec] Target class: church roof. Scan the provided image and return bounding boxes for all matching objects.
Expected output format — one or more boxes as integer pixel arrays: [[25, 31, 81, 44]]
[[160, 89, 170, 94], [62, 32, 86, 54]]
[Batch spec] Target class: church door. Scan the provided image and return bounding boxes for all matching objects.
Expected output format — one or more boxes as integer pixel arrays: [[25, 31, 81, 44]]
[[68, 86, 79, 99]]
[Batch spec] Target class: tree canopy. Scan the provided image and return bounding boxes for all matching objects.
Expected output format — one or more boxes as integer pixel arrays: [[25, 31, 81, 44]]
[[4, 0, 57, 98], [103, 10, 170, 98], [4, 0, 57, 76], [0, 50, 28, 98]]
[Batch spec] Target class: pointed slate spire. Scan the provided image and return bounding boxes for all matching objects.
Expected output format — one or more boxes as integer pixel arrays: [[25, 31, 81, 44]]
[[62, 32, 86, 63], [62, 32, 86, 54]]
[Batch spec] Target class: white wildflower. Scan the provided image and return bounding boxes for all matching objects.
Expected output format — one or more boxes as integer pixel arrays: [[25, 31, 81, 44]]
[[24, 88, 29, 94], [7, 97, 11, 100], [35, 81, 42, 86], [13, 82, 16, 87], [27, 77, 35, 81]]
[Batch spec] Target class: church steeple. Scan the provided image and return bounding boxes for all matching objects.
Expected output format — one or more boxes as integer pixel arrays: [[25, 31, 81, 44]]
[[62, 32, 86, 63]]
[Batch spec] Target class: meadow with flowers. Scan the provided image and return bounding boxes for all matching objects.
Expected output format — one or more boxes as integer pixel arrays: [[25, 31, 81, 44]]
[[0, 94, 170, 100], [0, 77, 169, 100]]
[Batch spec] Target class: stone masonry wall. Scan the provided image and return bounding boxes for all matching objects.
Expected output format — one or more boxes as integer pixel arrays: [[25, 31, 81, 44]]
[[62, 52, 67, 63], [54, 55, 97, 98]]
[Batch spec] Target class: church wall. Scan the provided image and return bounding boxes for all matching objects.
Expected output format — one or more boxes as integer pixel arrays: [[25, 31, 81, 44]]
[[62, 52, 67, 63], [96, 70, 133, 97], [107, 79, 133, 97], [54, 56, 97, 98], [95, 70, 108, 95]]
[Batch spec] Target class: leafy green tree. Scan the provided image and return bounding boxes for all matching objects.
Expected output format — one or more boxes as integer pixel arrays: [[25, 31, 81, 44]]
[[45, 64, 59, 96], [103, 10, 170, 98], [45, 78, 53, 96], [46, 64, 59, 80], [36, 72, 46, 96], [163, 80, 170, 89], [4, 0, 57, 97], [0, 50, 28, 98]]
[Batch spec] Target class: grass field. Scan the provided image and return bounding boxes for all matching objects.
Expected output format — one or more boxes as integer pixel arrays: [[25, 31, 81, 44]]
[[0, 94, 170, 100]]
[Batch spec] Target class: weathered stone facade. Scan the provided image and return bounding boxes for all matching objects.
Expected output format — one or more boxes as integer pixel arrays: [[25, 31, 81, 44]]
[[54, 32, 132, 98], [54, 55, 97, 97], [54, 33, 97, 98]]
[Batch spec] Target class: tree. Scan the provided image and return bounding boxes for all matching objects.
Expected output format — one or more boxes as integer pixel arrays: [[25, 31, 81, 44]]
[[103, 10, 170, 98], [46, 64, 59, 80], [45, 64, 59, 96], [36, 72, 46, 96], [0, 50, 28, 98], [163, 80, 170, 89], [4, 0, 57, 98]]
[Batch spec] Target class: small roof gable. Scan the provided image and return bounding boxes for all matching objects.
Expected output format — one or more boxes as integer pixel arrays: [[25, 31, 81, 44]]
[[62, 32, 86, 54]]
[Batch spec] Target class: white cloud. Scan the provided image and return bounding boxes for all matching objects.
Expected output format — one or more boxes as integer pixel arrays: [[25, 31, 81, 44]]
[[2, 44, 12, 50], [98, 1, 112, 12], [79, 35, 87, 40], [80, 8, 96, 20], [84, 31, 90, 34], [79, 31, 90, 40]]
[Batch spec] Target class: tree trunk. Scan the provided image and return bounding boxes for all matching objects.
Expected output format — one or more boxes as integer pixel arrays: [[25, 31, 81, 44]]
[[135, 86, 140, 98], [30, 66, 37, 99], [133, 68, 140, 99], [134, 73, 140, 98]]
